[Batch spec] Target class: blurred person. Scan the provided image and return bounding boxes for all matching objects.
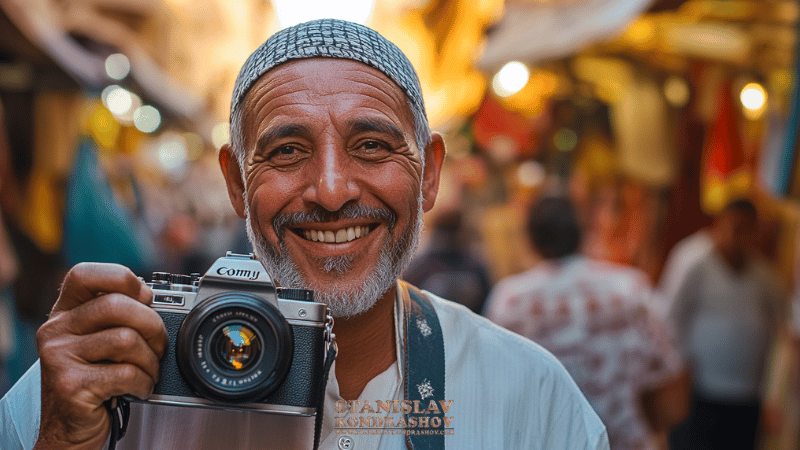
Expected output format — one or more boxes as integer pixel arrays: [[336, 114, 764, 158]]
[[668, 198, 786, 450], [403, 209, 492, 314], [1, 19, 609, 450], [655, 227, 713, 318], [486, 196, 689, 450]]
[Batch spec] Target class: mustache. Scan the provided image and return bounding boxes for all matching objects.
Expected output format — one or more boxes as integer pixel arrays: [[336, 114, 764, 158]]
[[273, 203, 397, 240]]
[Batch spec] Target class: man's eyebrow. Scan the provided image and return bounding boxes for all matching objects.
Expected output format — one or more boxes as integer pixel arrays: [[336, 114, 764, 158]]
[[256, 124, 311, 151], [348, 118, 405, 142]]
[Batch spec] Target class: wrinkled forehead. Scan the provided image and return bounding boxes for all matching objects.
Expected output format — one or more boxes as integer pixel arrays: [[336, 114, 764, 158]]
[[231, 18, 426, 121], [242, 58, 411, 114], [238, 58, 418, 151]]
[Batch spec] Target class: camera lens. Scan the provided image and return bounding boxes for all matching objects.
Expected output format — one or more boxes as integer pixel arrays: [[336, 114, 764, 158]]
[[212, 324, 261, 371], [176, 292, 294, 404]]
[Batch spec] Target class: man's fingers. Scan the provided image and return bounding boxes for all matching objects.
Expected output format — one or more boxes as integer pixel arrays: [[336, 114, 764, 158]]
[[35, 263, 159, 450], [53, 364, 157, 404], [89, 363, 157, 401], [54, 262, 153, 313], [54, 293, 167, 358], [69, 327, 163, 382], [41, 363, 157, 415]]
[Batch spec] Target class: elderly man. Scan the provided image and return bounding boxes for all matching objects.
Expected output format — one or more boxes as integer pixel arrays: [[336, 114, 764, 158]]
[[1, 19, 607, 450]]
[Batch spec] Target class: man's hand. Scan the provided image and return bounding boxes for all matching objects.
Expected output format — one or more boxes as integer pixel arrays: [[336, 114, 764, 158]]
[[34, 263, 167, 450]]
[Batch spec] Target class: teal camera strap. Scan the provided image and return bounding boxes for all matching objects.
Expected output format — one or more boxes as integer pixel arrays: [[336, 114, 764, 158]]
[[401, 282, 447, 450]]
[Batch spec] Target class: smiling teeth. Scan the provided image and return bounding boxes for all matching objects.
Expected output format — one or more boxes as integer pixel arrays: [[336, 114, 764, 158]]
[[304, 226, 371, 243]]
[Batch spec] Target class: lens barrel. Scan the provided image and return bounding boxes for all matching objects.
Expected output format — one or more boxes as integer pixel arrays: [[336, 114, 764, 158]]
[[176, 292, 294, 403]]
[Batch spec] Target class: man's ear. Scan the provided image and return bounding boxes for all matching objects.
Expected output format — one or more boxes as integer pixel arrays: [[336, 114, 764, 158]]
[[219, 144, 247, 219], [421, 133, 446, 213]]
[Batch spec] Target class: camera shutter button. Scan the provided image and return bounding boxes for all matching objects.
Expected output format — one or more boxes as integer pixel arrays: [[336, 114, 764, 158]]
[[337, 436, 354, 449]]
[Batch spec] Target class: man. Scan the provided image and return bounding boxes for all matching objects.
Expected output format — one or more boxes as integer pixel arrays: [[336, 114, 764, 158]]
[[668, 198, 786, 450], [0, 20, 608, 449], [486, 196, 688, 450], [655, 227, 713, 319]]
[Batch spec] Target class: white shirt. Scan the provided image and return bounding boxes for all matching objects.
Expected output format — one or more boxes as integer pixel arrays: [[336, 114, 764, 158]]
[[668, 252, 785, 401], [485, 256, 683, 450], [655, 229, 713, 318], [1, 282, 608, 449]]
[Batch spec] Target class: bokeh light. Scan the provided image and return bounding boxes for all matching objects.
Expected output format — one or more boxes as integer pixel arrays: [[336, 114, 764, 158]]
[[740, 82, 767, 120], [624, 18, 656, 51], [103, 86, 134, 116], [100, 85, 118, 106], [554, 128, 578, 152], [211, 122, 230, 149], [517, 160, 546, 188], [105, 53, 131, 80], [492, 61, 530, 98], [133, 105, 161, 133], [116, 93, 141, 125], [157, 135, 189, 173], [769, 69, 792, 95], [663, 76, 690, 107]]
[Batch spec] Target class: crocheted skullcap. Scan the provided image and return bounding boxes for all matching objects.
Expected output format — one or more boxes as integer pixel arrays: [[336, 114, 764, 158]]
[[231, 18, 426, 119]]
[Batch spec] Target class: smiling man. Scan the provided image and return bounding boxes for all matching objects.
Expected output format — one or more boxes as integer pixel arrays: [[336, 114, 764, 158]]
[[1, 19, 608, 450]]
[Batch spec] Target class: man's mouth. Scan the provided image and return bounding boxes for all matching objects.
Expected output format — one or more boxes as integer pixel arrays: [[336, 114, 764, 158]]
[[297, 225, 375, 243]]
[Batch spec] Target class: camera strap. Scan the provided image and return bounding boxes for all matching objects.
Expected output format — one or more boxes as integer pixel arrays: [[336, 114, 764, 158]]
[[104, 395, 131, 450], [313, 336, 338, 450], [400, 281, 446, 450]]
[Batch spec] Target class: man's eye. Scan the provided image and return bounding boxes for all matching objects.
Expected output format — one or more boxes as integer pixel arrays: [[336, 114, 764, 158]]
[[269, 145, 298, 158], [358, 140, 388, 153], [262, 145, 307, 166]]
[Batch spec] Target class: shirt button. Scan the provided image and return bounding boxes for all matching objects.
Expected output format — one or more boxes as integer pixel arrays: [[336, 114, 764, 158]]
[[338, 435, 354, 449]]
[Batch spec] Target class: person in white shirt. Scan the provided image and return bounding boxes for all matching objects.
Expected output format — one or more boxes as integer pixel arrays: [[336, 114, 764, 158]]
[[668, 198, 786, 450], [655, 228, 713, 319], [1, 19, 608, 450], [486, 196, 688, 450]]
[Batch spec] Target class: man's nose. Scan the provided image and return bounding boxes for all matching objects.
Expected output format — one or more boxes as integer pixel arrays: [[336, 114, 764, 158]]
[[302, 146, 361, 212]]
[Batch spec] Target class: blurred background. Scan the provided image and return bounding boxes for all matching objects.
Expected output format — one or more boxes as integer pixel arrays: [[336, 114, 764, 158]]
[[0, 0, 798, 447]]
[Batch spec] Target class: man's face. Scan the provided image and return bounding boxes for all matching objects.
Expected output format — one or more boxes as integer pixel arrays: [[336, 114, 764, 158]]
[[714, 208, 757, 267], [221, 59, 443, 318]]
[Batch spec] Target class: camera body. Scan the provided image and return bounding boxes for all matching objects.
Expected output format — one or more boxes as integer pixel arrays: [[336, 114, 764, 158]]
[[131, 252, 332, 416]]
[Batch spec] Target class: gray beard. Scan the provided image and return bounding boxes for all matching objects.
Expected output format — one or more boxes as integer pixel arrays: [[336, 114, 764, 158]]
[[244, 199, 424, 318]]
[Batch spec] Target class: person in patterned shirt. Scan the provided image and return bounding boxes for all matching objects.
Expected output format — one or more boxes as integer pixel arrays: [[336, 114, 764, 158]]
[[486, 196, 689, 450]]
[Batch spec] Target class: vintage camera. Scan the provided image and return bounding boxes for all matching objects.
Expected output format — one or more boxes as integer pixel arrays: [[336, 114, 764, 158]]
[[130, 252, 332, 416]]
